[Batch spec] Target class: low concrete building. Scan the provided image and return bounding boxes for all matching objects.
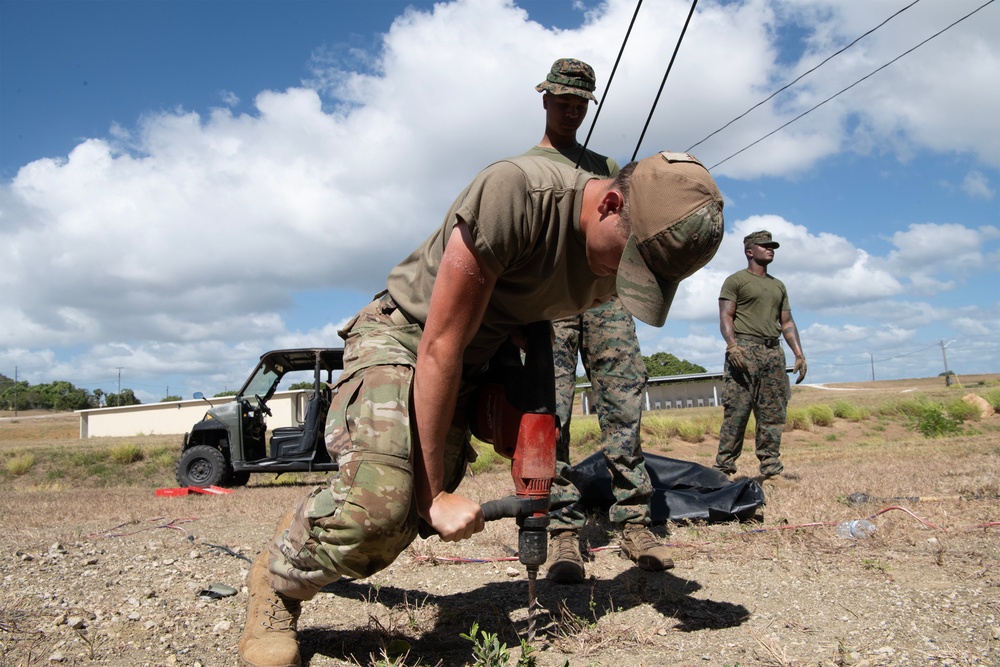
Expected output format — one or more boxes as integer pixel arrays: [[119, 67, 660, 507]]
[[577, 371, 726, 415], [578, 368, 795, 415], [76, 391, 307, 438]]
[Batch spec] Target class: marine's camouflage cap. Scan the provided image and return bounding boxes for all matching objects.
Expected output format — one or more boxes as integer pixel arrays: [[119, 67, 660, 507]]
[[743, 230, 779, 249], [616, 152, 724, 328], [535, 58, 598, 103]]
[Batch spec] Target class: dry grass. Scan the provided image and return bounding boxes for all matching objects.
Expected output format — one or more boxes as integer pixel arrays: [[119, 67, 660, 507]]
[[0, 376, 997, 666]]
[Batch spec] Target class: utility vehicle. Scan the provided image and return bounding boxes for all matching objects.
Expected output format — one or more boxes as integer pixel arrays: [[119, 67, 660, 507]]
[[175, 348, 343, 488]]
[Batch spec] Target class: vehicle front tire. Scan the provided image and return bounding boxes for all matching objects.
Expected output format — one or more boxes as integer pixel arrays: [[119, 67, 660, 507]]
[[175, 445, 228, 488]]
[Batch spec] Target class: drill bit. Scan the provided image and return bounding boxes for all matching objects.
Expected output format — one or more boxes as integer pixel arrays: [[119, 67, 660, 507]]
[[526, 565, 539, 642]]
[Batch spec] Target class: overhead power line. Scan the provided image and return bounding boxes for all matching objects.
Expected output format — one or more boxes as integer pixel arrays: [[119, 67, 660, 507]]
[[632, 0, 699, 161], [705, 0, 996, 171], [578, 0, 643, 166], [686, 0, 922, 153], [581, 0, 701, 164], [822, 341, 942, 367]]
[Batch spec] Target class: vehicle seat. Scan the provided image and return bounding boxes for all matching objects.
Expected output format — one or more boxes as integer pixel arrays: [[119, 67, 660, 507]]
[[270, 389, 330, 460]]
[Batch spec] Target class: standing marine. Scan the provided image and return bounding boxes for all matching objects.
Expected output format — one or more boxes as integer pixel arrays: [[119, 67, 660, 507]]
[[524, 57, 673, 583], [714, 230, 806, 481]]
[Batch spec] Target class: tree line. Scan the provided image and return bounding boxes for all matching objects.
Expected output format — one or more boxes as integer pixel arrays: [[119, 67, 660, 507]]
[[0, 374, 141, 411]]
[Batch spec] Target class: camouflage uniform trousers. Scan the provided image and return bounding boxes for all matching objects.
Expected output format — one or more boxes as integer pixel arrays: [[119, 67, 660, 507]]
[[267, 295, 474, 601], [549, 296, 653, 531], [714, 340, 791, 477]]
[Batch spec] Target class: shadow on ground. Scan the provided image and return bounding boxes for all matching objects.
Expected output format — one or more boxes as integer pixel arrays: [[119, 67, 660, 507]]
[[300, 566, 750, 665]]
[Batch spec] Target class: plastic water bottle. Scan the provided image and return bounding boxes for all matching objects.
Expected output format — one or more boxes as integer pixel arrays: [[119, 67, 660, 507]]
[[835, 519, 877, 539]]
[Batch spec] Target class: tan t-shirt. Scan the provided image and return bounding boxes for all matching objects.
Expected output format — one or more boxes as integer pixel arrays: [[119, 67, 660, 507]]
[[386, 156, 617, 368], [520, 145, 620, 179]]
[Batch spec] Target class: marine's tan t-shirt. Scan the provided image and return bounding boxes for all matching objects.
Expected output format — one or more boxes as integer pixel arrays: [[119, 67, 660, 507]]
[[386, 156, 617, 368]]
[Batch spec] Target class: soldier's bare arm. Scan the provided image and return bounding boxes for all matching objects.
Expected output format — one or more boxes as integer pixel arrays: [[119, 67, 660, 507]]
[[413, 219, 496, 542]]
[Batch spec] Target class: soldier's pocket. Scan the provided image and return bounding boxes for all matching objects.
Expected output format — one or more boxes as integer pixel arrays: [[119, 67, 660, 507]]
[[325, 364, 414, 463]]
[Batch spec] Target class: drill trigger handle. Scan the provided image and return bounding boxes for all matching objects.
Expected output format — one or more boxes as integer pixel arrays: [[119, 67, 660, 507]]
[[481, 495, 549, 522], [417, 495, 548, 538], [481, 496, 521, 522]]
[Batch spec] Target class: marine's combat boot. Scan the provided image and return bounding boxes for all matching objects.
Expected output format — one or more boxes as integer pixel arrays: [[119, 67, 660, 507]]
[[238, 550, 302, 667], [620, 523, 675, 572], [546, 530, 586, 584]]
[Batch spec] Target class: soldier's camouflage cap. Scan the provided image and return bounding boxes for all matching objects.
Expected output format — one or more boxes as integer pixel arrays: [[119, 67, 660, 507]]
[[743, 230, 779, 249], [616, 152, 725, 328], [536, 58, 598, 103]]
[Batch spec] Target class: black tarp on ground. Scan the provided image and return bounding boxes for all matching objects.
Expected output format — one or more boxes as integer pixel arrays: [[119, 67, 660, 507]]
[[564, 452, 765, 523]]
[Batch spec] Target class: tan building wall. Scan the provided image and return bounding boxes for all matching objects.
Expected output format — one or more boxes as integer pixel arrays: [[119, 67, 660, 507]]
[[578, 372, 725, 415], [76, 391, 307, 438]]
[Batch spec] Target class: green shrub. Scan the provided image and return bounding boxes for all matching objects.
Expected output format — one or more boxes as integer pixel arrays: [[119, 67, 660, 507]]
[[5, 453, 35, 476], [786, 407, 812, 431], [701, 413, 724, 436], [151, 448, 177, 467], [945, 398, 981, 422], [643, 414, 680, 441], [568, 416, 602, 453], [832, 400, 870, 421], [883, 397, 933, 419], [982, 388, 1000, 411], [807, 404, 835, 427], [676, 419, 707, 443], [911, 404, 962, 438], [110, 443, 144, 464], [461, 621, 536, 667], [71, 450, 109, 467]]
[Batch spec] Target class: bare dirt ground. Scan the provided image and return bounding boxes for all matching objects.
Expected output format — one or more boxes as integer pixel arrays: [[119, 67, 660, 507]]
[[1, 377, 998, 667]]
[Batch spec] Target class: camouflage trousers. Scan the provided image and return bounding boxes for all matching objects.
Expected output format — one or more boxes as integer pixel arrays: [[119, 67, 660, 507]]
[[549, 296, 652, 530], [267, 295, 474, 600], [715, 340, 791, 477]]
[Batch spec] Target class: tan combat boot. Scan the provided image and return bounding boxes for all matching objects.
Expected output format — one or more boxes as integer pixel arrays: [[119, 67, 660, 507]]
[[239, 512, 302, 667], [620, 523, 674, 572], [238, 550, 302, 667], [545, 530, 586, 584]]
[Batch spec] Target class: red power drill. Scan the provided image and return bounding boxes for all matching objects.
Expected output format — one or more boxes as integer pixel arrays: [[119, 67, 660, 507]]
[[470, 321, 558, 637]]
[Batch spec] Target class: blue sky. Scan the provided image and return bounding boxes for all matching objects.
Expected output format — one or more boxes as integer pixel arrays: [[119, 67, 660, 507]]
[[1, 0, 997, 403]]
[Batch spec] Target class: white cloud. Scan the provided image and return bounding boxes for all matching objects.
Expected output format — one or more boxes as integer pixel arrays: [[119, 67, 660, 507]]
[[1, 0, 997, 395], [962, 170, 995, 199], [881, 223, 1000, 294], [701, 214, 904, 310]]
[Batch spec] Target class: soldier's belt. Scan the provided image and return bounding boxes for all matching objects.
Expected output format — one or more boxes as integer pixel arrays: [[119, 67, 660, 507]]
[[378, 293, 419, 327], [736, 333, 780, 348]]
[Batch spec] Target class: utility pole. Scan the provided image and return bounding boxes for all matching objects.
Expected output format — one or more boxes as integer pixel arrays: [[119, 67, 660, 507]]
[[869, 353, 875, 382], [940, 340, 955, 386], [116, 367, 123, 406], [13, 366, 17, 417]]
